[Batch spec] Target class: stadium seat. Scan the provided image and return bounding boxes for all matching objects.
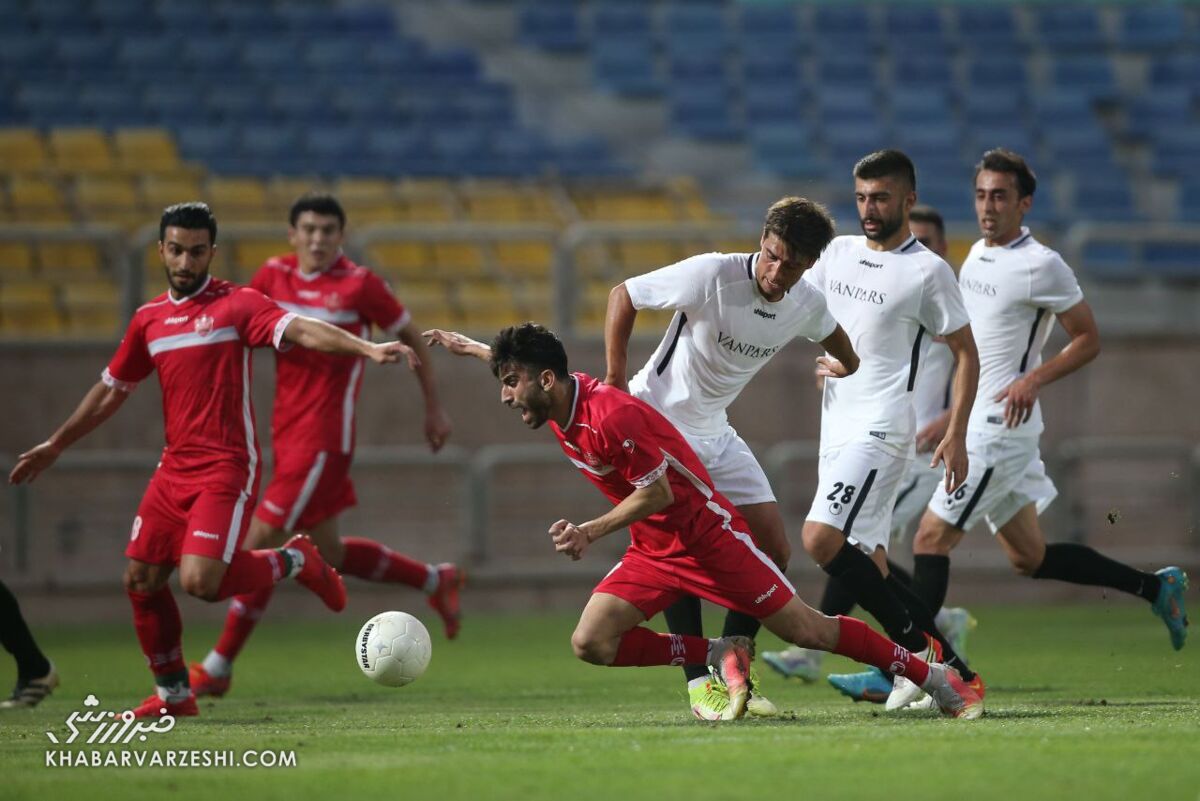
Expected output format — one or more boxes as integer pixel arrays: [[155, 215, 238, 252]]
[[368, 242, 434, 282], [0, 241, 36, 281], [1081, 242, 1139, 282], [1117, 6, 1187, 51], [493, 240, 554, 281], [233, 240, 290, 279], [613, 240, 688, 275], [749, 124, 822, 179], [8, 176, 71, 222], [78, 86, 154, 130], [955, 5, 1022, 51], [1049, 56, 1119, 103], [1034, 6, 1107, 51], [517, 4, 584, 53], [60, 281, 122, 337], [592, 38, 661, 97], [204, 177, 270, 219], [36, 242, 105, 281], [72, 176, 142, 228], [883, 5, 947, 50], [1142, 243, 1200, 282], [0, 129, 50, 173], [0, 282, 62, 335], [1124, 89, 1194, 141], [432, 242, 488, 278], [140, 175, 205, 214], [48, 128, 115, 174], [1074, 176, 1139, 222], [113, 129, 184, 174]]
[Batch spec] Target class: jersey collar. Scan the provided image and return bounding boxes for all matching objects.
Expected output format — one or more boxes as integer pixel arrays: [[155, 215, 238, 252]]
[[895, 234, 919, 253], [1004, 227, 1033, 249], [562, 374, 581, 430], [295, 250, 347, 281], [167, 274, 212, 305]]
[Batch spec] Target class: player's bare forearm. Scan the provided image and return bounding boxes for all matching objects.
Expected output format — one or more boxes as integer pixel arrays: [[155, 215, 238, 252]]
[[582, 474, 673, 542], [423, 329, 492, 363], [942, 325, 979, 438], [10, 381, 127, 483], [1030, 301, 1100, 389], [285, 316, 371, 357], [818, 325, 859, 376], [603, 283, 637, 390], [399, 323, 443, 405]]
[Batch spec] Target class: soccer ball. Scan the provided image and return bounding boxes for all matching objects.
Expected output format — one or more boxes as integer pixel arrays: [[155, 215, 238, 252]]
[[355, 611, 432, 687]]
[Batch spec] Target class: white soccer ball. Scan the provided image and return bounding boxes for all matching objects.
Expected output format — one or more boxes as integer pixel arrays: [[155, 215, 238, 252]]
[[355, 611, 432, 687]]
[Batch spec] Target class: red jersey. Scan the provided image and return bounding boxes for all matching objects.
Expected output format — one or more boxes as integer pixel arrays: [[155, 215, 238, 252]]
[[250, 253, 409, 454], [103, 276, 294, 488], [550, 373, 740, 559]]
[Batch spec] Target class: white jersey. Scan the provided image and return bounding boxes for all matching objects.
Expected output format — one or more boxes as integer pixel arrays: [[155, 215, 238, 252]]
[[626, 251, 837, 437], [959, 227, 1084, 439], [912, 340, 954, 431], [804, 234, 969, 456]]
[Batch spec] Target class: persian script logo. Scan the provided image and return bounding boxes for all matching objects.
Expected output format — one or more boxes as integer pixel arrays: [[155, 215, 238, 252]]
[[45, 694, 176, 745]]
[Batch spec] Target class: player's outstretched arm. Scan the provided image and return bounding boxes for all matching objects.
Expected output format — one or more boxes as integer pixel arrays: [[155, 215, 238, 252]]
[[422, 329, 492, 363], [931, 324, 979, 491], [816, 324, 860, 378], [397, 321, 452, 452], [994, 301, 1099, 429], [549, 473, 674, 560], [603, 283, 638, 392], [284, 316, 419, 368], [9, 381, 129, 484]]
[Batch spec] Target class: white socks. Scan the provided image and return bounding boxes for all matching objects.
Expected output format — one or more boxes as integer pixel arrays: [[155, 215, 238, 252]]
[[202, 650, 232, 679]]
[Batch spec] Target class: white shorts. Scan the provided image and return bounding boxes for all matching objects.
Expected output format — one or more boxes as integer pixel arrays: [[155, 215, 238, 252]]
[[806, 437, 912, 554], [889, 458, 944, 541], [927, 431, 1057, 533], [681, 427, 775, 507]]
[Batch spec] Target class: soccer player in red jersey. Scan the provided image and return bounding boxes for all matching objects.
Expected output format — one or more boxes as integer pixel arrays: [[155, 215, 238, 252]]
[[191, 194, 462, 698], [424, 323, 983, 720], [9, 203, 418, 719]]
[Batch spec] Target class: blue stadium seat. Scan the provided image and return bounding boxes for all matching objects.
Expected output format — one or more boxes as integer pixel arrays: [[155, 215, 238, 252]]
[[365, 38, 430, 73], [240, 124, 306, 174], [964, 57, 1029, 92], [968, 126, 1035, 161], [955, 5, 1021, 51], [242, 40, 301, 75], [268, 85, 331, 120], [817, 56, 876, 90], [593, 39, 661, 96], [916, 181, 973, 222], [53, 34, 115, 69], [0, 34, 52, 69], [592, 5, 653, 40], [668, 53, 728, 85], [1032, 89, 1096, 128], [307, 41, 368, 75], [457, 85, 516, 127], [1148, 54, 1200, 91], [743, 48, 801, 88], [79, 85, 154, 128], [1033, 6, 1107, 51], [1142, 243, 1199, 281], [157, 6, 219, 34], [1147, 130, 1200, 177], [337, 6, 397, 39], [176, 124, 238, 161], [823, 125, 893, 174], [517, 4, 584, 53], [27, 2, 95, 35], [1080, 242, 1139, 282], [277, 6, 344, 35], [182, 36, 246, 72], [117, 36, 178, 71], [883, 5, 947, 50], [216, 5, 283, 36], [144, 86, 211, 127], [1179, 192, 1200, 223], [744, 84, 806, 123], [738, 4, 800, 51], [963, 88, 1026, 128], [670, 88, 742, 142], [813, 5, 874, 43], [1117, 6, 1187, 51], [15, 84, 83, 127], [1074, 176, 1138, 222], [206, 86, 275, 125], [365, 128, 429, 173], [1049, 56, 1118, 103], [663, 5, 729, 54], [1125, 88, 1194, 141], [816, 88, 877, 127], [749, 123, 821, 178], [1043, 128, 1118, 173], [891, 54, 955, 90]]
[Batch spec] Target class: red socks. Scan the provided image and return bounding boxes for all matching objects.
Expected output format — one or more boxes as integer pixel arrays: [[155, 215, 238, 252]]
[[340, 537, 429, 589], [127, 585, 185, 678], [833, 615, 930, 686], [610, 626, 710, 667], [214, 586, 275, 661], [214, 549, 285, 600]]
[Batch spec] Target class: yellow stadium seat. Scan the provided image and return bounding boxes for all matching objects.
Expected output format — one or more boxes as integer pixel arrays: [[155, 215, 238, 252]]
[[334, 178, 394, 203], [572, 241, 614, 281], [73, 176, 141, 226], [0, 129, 50, 173], [234, 240, 290, 279], [112, 129, 182, 173], [0, 282, 62, 335], [493, 240, 554, 280], [513, 282, 552, 320], [573, 190, 677, 222], [36, 241, 105, 281], [140, 175, 205, 213], [0, 242, 36, 280], [393, 196, 455, 223], [432, 242, 487, 276], [613, 240, 687, 274], [8, 176, 71, 222], [462, 188, 562, 224], [367, 242, 432, 281], [390, 280, 450, 322], [205, 177, 269, 219], [60, 281, 122, 337], [456, 279, 519, 333], [267, 177, 325, 215], [48, 128, 115, 174], [342, 202, 402, 226]]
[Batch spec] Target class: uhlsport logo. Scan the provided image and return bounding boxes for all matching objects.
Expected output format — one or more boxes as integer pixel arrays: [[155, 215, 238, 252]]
[[754, 584, 779, 605], [829, 501, 843, 516]]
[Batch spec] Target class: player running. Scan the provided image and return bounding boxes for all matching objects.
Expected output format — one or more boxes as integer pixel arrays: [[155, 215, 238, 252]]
[[908, 149, 1188, 656], [795, 151, 985, 710], [191, 194, 462, 699], [9, 203, 419, 718], [604, 196, 858, 719], [423, 323, 983, 721], [764, 205, 976, 692], [0, 579, 57, 709]]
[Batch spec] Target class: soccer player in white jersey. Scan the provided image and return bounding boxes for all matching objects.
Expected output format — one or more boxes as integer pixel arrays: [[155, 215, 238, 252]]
[[798, 150, 985, 707], [910, 149, 1189, 652], [604, 197, 859, 720], [763, 205, 976, 691]]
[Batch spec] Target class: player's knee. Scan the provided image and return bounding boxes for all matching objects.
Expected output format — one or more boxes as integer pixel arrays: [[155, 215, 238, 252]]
[[123, 563, 159, 594], [179, 566, 223, 602], [316, 537, 345, 570], [1011, 550, 1041, 577], [762, 540, 790, 570], [914, 523, 954, 556], [570, 630, 613, 666], [801, 524, 840, 565]]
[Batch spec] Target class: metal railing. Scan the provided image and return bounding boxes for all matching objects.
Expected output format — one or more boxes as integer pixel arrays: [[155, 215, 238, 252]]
[[6, 437, 1198, 585]]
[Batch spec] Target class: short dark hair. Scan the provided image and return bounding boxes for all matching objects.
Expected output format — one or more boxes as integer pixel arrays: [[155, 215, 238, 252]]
[[853, 149, 917, 191], [762, 197, 836, 263], [160, 202, 217, 243], [289, 192, 346, 229], [489, 323, 569, 380], [975, 148, 1037, 198], [908, 204, 945, 237]]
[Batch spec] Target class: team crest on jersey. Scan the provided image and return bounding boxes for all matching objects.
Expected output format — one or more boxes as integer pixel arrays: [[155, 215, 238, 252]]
[[622, 438, 636, 453], [324, 291, 343, 310], [193, 314, 214, 336], [584, 452, 601, 467]]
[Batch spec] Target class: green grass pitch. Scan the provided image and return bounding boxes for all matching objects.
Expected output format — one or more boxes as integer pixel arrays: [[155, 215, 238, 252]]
[[1, 603, 1196, 801]]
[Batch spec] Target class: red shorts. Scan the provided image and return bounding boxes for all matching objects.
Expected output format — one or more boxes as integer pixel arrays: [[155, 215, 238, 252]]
[[126, 471, 257, 566], [593, 522, 795, 620], [255, 449, 356, 532]]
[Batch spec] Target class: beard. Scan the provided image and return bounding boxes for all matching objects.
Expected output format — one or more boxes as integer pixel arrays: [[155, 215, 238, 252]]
[[860, 211, 905, 242], [165, 268, 207, 296]]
